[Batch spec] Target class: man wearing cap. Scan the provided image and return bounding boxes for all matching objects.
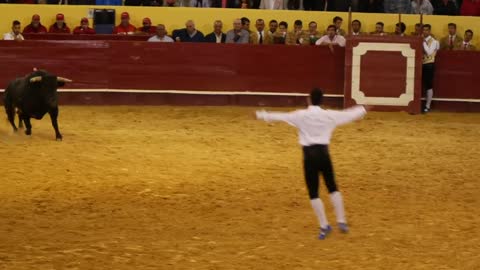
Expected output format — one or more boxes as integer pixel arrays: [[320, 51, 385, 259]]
[[113, 12, 136, 35], [22, 14, 47, 34], [73, 18, 96, 35], [49, 13, 71, 34], [137, 18, 157, 35], [4, 20, 24, 41]]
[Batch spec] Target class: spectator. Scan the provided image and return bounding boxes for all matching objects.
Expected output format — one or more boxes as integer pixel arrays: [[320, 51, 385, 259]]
[[191, 0, 211, 7], [351, 19, 365, 35], [384, 0, 411, 13], [240, 17, 256, 44], [73, 18, 96, 35], [267, 19, 278, 37], [367, 0, 384, 12], [394, 22, 407, 36], [286, 20, 304, 45], [333, 16, 346, 36], [205, 20, 226, 43], [460, 0, 480, 16], [165, 0, 177, 6], [287, 0, 300, 9], [304, 0, 325, 10], [137, 18, 157, 35], [432, 0, 459, 15], [272, 21, 288, 44], [458, 29, 476, 50], [411, 23, 423, 36], [371, 22, 387, 36], [3, 20, 24, 41], [148, 24, 174, 42], [422, 24, 439, 113], [174, 20, 205, 42], [252, 19, 271, 44], [327, 0, 349, 11], [259, 0, 286, 9], [302, 21, 322, 45], [440, 23, 463, 50], [48, 14, 71, 34], [226, 18, 250, 44], [113, 12, 136, 35], [23, 15, 47, 34], [315, 24, 346, 47], [411, 0, 434, 14]]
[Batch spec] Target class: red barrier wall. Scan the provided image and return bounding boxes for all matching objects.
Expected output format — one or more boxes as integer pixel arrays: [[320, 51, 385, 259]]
[[22, 33, 151, 41], [0, 40, 345, 95]]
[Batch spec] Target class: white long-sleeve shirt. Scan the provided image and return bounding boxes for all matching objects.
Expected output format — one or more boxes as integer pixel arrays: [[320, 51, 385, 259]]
[[256, 105, 367, 146]]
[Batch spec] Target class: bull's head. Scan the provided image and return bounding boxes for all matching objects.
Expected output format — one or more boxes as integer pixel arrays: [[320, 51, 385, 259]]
[[28, 70, 72, 108]]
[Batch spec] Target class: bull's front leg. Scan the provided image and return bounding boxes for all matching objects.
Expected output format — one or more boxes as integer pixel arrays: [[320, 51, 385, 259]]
[[22, 116, 32, 136], [5, 105, 18, 132], [49, 107, 62, 141]]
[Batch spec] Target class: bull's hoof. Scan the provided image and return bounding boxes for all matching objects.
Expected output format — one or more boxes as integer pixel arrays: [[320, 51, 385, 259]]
[[25, 130, 31, 136], [56, 135, 63, 141]]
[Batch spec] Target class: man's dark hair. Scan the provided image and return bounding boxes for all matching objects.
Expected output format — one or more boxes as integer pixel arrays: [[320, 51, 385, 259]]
[[241, 17, 250, 25], [269, 19, 278, 24], [352, 19, 361, 26], [448, 23, 456, 28], [465, 29, 474, 35], [294, 20, 302, 26], [423, 24, 432, 30], [309, 21, 317, 27], [310, 88, 324, 105], [333, 16, 343, 23], [327, 24, 336, 31], [376, 22, 384, 27], [279, 21, 288, 28], [415, 23, 422, 27], [13, 20, 20, 27], [396, 22, 406, 33]]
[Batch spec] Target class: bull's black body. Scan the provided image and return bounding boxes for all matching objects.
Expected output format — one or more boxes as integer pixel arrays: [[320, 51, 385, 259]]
[[4, 70, 66, 140]]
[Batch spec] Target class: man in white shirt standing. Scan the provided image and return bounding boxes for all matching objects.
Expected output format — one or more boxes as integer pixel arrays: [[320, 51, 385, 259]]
[[315, 25, 346, 48], [422, 24, 440, 113], [3, 20, 24, 41], [256, 88, 369, 240], [148, 24, 174, 43]]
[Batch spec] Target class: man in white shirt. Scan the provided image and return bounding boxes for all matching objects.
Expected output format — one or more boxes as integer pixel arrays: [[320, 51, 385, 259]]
[[3, 20, 24, 41], [315, 25, 346, 48], [422, 24, 440, 113], [148, 24, 174, 43], [256, 88, 369, 240]]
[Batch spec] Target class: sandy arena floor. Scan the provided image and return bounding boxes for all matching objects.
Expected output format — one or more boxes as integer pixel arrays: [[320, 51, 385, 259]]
[[0, 106, 479, 270]]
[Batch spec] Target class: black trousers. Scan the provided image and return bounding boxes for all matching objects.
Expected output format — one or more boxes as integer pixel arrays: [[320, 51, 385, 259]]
[[422, 63, 435, 91], [303, 0, 325, 10], [303, 144, 338, 199]]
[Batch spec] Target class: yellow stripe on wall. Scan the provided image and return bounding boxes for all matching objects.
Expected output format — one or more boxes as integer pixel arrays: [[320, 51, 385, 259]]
[[0, 4, 479, 45]]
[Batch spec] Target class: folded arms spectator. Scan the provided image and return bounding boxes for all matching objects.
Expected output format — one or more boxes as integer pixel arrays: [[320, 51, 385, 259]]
[[23, 14, 47, 34], [113, 12, 136, 35], [49, 13, 71, 34], [73, 18, 96, 35], [226, 18, 250, 44], [4, 20, 24, 41]]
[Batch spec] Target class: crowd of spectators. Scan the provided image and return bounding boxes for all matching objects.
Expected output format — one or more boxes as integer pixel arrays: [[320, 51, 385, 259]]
[[0, 0, 479, 16], [4, 12, 476, 51]]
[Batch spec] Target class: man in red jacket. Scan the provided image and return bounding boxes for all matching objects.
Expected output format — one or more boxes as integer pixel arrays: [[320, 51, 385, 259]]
[[73, 18, 96, 35], [22, 14, 47, 34], [113, 12, 136, 35], [137, 18, 156, 35], [49, 13, 71, 34]]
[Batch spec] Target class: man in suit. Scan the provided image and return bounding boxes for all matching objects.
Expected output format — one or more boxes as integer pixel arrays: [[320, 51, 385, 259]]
[[251, 19, 271, 45], [440, 23, 463, 50], [333, 16, 346, 36], [302, 21, 322, 45], [351, 20, 365, 36], [457, 29, 476, 51], [286, 20, 305, 45], [205, 20, 226, 43]]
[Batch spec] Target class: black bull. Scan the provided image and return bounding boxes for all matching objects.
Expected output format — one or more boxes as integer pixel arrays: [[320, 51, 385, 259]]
[[4, 70, 72, 140]]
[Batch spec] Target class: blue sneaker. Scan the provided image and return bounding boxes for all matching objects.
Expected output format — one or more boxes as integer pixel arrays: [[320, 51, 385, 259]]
[[318, 225, 332, 240], [338, 223, 349, 233]]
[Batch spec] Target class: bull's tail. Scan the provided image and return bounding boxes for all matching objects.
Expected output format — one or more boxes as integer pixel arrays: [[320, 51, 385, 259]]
[[4, 84, 18, 131]]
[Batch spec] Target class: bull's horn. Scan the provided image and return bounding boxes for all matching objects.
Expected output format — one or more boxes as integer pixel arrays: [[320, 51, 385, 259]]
[[57, 77, 73, 83], [30, 76, 42, 83]]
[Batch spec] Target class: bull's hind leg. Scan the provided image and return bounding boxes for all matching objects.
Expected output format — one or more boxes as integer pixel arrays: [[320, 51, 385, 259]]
[[49, 107, 62, 141], [5, 106, 18, 132], [22, 116, 32, 136]]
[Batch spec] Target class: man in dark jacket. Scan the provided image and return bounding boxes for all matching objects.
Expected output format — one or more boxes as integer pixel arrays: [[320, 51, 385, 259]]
[[173, 20, 205, 42], [205, 20, 226, 43]]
